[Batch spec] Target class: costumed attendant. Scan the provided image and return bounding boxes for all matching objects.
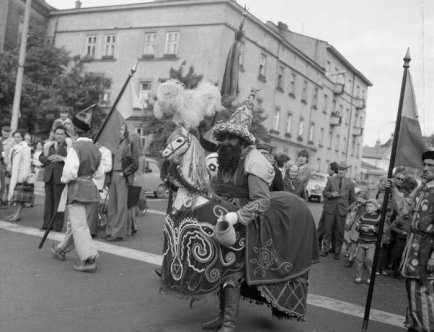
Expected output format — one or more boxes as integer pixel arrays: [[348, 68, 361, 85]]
[[50, 107, 103, 272], [385, 150, 434, 332]]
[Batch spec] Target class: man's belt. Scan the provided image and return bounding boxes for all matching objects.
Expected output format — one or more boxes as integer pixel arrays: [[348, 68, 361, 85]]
[[410, 227, 434, 238]]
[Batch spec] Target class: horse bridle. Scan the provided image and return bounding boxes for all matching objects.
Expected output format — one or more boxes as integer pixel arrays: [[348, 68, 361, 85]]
[[164, 130, 191, 158]]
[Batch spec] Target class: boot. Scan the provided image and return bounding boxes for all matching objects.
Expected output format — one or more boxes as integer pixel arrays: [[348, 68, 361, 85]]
[[217, 286, 240, 332], [202, 287, 225, 330]]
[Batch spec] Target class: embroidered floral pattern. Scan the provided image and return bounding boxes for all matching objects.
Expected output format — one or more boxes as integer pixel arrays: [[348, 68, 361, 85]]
[[249, 239, 292, 278]]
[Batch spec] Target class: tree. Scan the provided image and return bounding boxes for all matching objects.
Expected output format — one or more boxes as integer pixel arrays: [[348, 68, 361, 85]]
[[0, 23, 110, 138]]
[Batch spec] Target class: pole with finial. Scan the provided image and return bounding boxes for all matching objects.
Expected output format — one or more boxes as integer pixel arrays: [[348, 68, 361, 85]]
[[362, 48, 411, 330]]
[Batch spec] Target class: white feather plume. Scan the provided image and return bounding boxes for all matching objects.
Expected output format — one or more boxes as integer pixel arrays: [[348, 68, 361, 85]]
[[153, 79, 222, 129]]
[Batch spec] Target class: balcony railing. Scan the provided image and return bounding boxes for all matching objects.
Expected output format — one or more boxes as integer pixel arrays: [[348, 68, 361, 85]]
[[332, 83, 344, 95], [354, 97, 366, 109], [330, 112, 342, 126], [352, 127, 363, 136]]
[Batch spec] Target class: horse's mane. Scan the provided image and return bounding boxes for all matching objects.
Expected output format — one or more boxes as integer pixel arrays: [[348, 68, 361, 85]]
[[181, 133, 214, 194]]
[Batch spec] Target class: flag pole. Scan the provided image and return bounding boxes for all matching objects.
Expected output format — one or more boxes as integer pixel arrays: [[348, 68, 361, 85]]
[[362, 48, 411, 330], [94, 61, 138, 143]]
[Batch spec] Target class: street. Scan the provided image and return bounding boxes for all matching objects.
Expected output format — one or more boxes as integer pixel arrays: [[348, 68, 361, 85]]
[[0, 190, 407, 332]]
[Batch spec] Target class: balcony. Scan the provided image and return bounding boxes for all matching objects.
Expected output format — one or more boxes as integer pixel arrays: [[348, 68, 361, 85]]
[[354, 97, 366, 109], [330, 112, 342, 126], [353, 127, 363, 136], [332, 83, 344, 95]]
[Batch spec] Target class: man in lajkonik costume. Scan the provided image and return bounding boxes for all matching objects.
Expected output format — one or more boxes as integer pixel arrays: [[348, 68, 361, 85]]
[[50, 107, 103, 272], [158, 82, 319, 332], [386, 150, 434, 332]]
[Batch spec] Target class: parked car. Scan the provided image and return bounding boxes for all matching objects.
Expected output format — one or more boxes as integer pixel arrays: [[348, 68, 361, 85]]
[[140, 158, 168, 198], [306, 172, 328, 202]]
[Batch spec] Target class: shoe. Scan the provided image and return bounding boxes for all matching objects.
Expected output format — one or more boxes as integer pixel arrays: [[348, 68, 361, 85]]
[[320, 252, 328, 257], [101, 234, 111, 240], [366, 279, 371, 284], [73, 259, 97, 272], [344, 260, 354, 268], [381, 271, 389, 276], [354, 278, 362, 284], [50, 245, 66, 261], [105, 236, 123, 242], [155, 267, 162, 277], [333, 253, 340, 260], [9, 216, 21, 222]]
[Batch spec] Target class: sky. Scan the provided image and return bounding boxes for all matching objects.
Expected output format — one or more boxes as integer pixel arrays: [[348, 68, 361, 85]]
[[45, 0, 434, 146]]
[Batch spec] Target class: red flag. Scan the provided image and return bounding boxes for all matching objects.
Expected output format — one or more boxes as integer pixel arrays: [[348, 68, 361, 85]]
[[394, 71, 426, 169]]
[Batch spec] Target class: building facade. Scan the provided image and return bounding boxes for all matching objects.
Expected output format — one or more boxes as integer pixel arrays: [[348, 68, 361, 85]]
[[0, 0, 52, 52], [44, 0, 371, 177]]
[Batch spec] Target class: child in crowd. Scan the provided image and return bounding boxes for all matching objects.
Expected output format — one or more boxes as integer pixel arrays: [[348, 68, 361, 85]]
[[44, 108, 75, 155], [354, 198, 381, 284], [343, 197, 365, 267]]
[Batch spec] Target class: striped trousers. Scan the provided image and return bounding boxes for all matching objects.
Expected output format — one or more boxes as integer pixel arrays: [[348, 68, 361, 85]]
[[405, 278, 434, 332]]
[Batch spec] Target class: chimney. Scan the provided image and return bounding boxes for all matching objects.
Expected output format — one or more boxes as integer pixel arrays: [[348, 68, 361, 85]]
[[75, 1, 82, 9], [277, 21, 288, 32]]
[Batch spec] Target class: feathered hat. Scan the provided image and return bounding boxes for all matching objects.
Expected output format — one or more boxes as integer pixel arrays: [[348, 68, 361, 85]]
[[153, 79, 222, 130], [212, 89, 257, 145]]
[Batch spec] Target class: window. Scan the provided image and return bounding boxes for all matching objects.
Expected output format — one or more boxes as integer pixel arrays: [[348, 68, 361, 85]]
[[351, 138, 356, 156], [336, 135, 340, 152], [356, 142, 360, 157], [258, 54, 266, 78], [143, 32, 156, 55], [139, 81, 152, 108], [312, 87, 318, 108], [316, 158, 321, 172], [298, 118, 304, 137], [86, 35, 97, 57], [328, 131, 333, 148], [340, 104, 344, 117], [277, 66, 284, 90], [319, 128, 325, 145], [343, 137, 347, 153], [301, 80, 308, 102], [165, 32, 179, 55], [273, 108, 280, 131], [135, 127, 146, 149], [286, 113, 292, 135], [103, 35, 116, 57], [323, 94, 328, 113], [332, 99, 337, 113], [308, 123, 314, 142], [289, 73, 296, 97], [345, 108, 350, 124], [356, 85, 360, 98]]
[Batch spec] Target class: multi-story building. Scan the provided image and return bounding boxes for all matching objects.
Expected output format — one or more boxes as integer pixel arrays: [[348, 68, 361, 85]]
[[41, 0, 371, 177], [0, 0, 53, 52]]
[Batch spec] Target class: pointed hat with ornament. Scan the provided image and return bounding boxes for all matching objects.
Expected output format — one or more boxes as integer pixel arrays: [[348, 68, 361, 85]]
[[212, 89, 258, 145]]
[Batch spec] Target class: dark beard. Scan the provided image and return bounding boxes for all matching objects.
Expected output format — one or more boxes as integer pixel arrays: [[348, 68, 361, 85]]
[[217, 143, 242, 176]]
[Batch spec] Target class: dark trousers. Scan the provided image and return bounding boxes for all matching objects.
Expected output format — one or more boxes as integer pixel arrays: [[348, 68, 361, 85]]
[[391, 234, 407, 277], [42, 180, 65, 231], [322, 211, 346, 255]]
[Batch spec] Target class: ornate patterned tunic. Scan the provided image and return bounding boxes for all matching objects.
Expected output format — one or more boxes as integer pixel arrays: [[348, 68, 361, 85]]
[[392, 181, 434, 282]]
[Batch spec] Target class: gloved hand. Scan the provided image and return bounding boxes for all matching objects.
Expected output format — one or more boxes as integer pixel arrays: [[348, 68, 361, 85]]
[[224, 212, 239, 226]]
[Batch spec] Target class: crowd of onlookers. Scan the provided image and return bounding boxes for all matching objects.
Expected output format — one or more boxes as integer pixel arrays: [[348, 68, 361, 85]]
[[0, 108, 148, 242]]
